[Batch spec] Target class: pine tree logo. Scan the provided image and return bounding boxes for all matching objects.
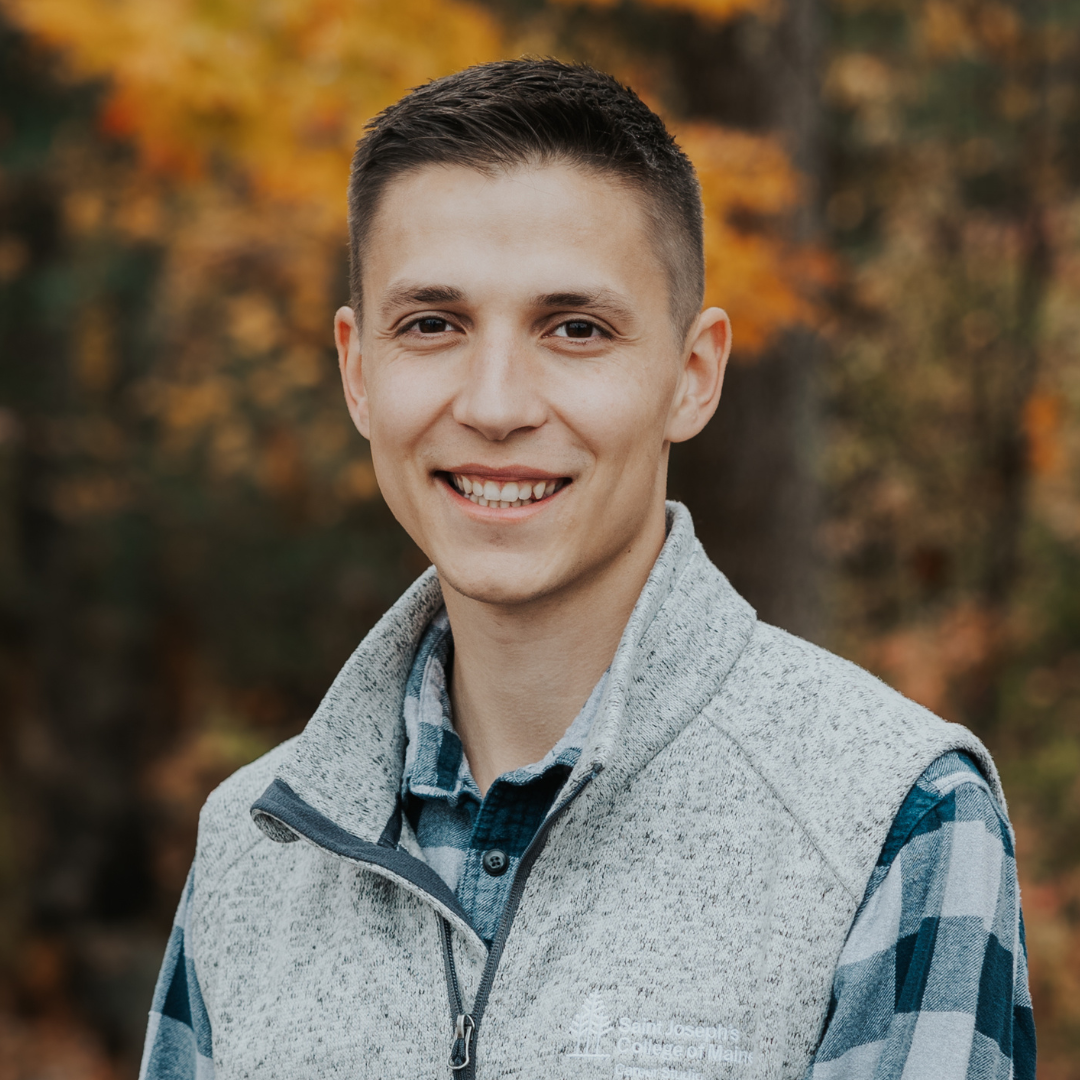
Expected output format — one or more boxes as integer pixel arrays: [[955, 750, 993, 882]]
[[566, 991, 612, 1058]]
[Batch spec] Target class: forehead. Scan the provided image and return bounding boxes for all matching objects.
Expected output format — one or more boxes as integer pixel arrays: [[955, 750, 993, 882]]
[[362, 163, 668, 317]]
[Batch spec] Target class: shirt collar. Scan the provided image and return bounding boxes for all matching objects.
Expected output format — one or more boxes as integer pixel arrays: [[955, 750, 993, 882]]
[[401, 607, 608, 806]]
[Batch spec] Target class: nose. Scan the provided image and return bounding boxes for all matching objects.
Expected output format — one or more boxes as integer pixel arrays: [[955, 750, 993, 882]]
[[451, 331, 546, 442]]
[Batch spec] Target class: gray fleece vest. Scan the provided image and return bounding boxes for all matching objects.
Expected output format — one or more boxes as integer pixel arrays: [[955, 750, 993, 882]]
[[189, 503, 1001, 1080]]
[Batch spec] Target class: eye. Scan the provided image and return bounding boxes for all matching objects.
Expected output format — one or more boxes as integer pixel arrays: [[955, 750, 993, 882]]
[[553, 319, 605, 340], [405, 316, 454, 334]]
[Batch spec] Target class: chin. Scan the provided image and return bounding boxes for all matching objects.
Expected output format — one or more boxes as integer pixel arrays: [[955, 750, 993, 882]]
[[436, 560, 559, 608]]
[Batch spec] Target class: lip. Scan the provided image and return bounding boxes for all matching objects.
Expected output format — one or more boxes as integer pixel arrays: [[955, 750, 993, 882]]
[[437, 470, 570, 516], [441, 464, 567, 482]]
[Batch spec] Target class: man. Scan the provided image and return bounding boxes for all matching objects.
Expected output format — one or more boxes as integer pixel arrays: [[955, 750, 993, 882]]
[[140, 60, 1033, 1079]]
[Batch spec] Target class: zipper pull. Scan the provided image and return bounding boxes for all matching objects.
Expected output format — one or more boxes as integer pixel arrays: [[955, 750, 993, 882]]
[[448, 1013, 475, 1071]]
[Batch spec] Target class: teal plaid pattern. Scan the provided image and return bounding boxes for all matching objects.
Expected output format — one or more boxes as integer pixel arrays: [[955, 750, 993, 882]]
[[139, 867, 213, 1080], [806, 750, 1035, 1079]]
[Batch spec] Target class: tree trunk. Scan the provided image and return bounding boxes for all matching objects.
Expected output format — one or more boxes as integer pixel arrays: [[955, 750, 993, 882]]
[[670, 0, 825, 641]]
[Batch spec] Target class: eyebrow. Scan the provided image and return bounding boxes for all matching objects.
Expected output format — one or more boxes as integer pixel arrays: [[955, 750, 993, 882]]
[[535, 289, 637, 326], [378, 283, 637, 327], [379, 283, 465, 320]]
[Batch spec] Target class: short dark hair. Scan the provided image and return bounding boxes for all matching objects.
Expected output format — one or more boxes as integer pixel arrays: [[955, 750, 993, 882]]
[[347, 59, 705, 339]]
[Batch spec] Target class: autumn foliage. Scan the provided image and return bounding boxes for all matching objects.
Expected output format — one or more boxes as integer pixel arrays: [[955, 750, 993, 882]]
[[3, 0, 1080, 1074], [6, 0, 819, 350]]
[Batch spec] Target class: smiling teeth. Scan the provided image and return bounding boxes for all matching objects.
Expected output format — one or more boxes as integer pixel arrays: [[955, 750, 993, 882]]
[[450, 474, 561, 506]]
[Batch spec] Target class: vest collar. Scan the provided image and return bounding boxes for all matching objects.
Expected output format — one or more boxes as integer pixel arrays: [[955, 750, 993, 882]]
[[252, 502, 757, 848]]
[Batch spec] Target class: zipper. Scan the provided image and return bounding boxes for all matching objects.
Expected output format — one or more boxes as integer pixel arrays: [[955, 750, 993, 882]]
[[440, 919, 474, 1070], [440, 763, 603, 1078]]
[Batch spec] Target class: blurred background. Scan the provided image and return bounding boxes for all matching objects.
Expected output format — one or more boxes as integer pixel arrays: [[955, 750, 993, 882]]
[[0, 0, 1078, 1074]]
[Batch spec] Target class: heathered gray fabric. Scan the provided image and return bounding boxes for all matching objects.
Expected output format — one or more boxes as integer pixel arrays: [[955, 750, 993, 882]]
[[187, 502, 1002, 1079]]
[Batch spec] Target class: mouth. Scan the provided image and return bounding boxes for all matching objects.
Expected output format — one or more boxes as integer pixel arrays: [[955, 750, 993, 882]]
[[441, 470, 570, 508]]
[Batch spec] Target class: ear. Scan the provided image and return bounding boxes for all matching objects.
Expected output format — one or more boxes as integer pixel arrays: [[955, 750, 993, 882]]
[[335, 305, 370, 439], [664, 307, 732, 444]]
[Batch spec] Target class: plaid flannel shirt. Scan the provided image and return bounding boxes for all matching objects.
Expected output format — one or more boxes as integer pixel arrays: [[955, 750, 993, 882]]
[[139, 868, 213, 1080], [806, 749, 1035, 1079], [140, 612, 1034, 1079]]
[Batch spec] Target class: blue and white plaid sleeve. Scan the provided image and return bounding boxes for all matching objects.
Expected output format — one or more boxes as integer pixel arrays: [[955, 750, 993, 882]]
[[807, 751, 1035, 1079], [139, 865, 214, 1080]]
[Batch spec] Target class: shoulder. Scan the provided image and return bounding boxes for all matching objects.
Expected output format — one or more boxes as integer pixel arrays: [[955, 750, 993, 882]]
[[723, 621, 1001, 788], [728, 621, 953, 727], [710, 623, 1004, 897], [192, 736, 301, 894]]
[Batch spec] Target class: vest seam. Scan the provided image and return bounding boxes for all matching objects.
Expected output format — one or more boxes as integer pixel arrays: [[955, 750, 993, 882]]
[[189, 829, 271, 1031], [617, 704, 858, 901], [712, 724, 861, 902]]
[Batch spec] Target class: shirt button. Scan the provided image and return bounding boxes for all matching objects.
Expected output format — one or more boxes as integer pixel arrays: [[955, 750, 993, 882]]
[[482, 848, 509, 876]]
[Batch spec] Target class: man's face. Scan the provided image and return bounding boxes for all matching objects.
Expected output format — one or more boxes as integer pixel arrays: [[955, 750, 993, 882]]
[[337, 162, 728, 607]]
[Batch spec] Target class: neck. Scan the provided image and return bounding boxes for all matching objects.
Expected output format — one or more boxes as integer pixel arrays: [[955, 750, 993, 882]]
[[440, 508, 667, 795]]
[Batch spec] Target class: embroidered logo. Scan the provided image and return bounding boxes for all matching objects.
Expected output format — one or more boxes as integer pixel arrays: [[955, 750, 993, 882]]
[[566, 992, 757, 1076], [567, 991, 613, 1058]]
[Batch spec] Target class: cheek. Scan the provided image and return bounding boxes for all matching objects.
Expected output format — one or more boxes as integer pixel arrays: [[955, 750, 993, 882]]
[[365, 362, 444, 463], [557, 365, 676, 462]]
